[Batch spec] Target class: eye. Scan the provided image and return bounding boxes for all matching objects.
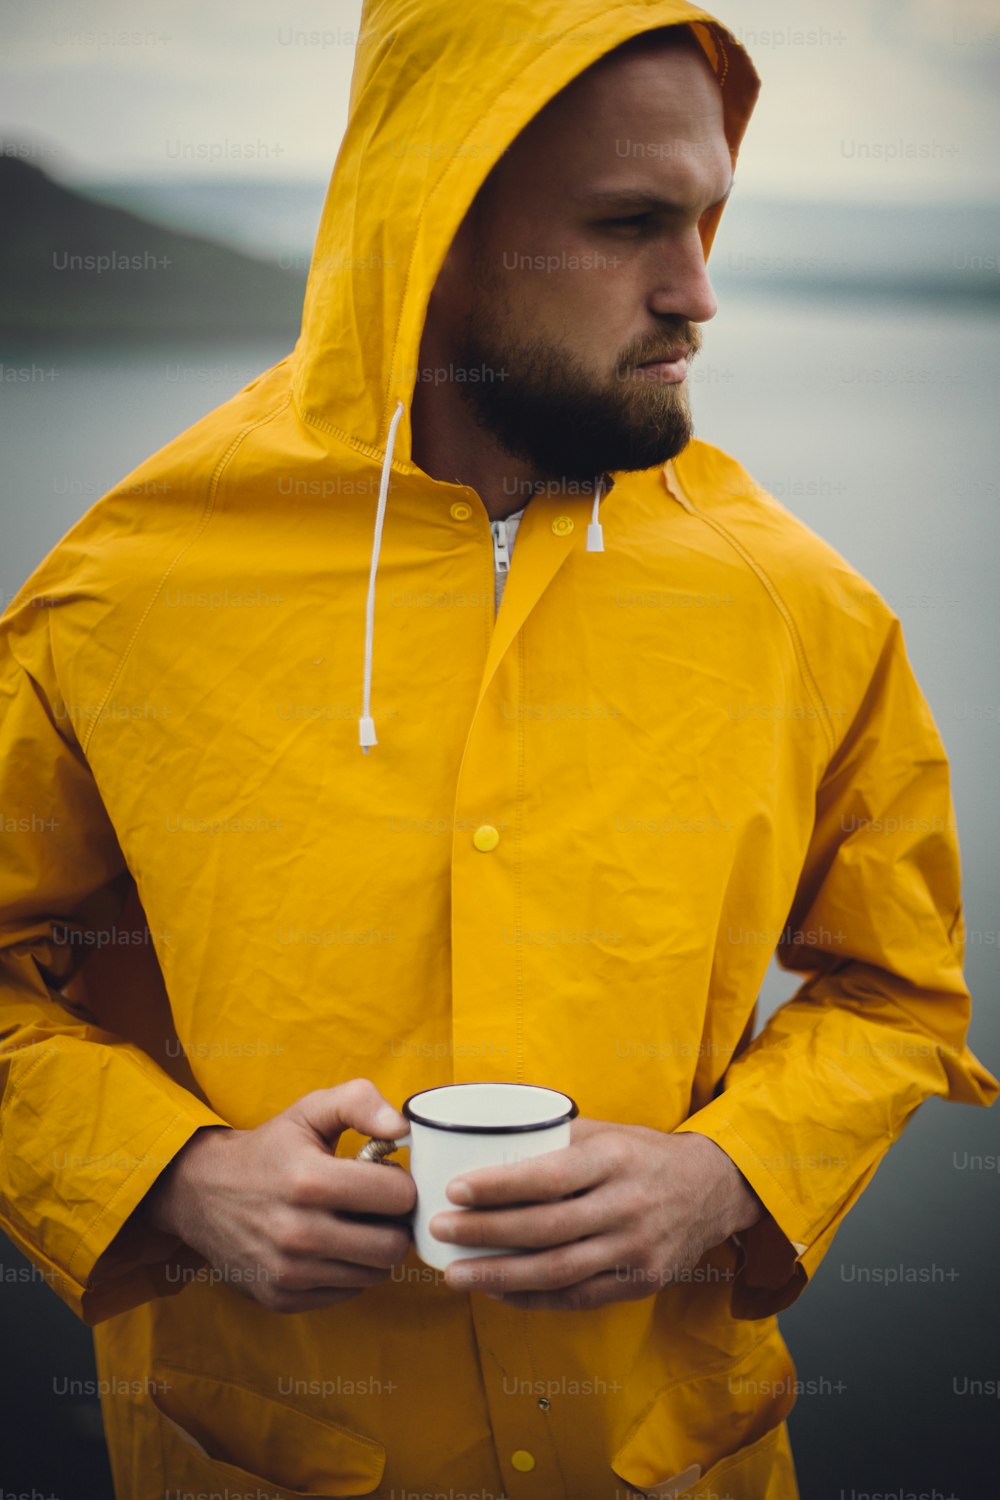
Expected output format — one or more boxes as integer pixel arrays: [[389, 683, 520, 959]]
[[601, 213, 653, 230]]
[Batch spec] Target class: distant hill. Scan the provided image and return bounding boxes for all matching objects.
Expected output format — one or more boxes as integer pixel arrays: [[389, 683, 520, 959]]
[[0, 156, 308, 339]]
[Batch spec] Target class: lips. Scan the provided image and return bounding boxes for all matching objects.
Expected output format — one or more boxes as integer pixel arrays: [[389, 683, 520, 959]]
[[632, 347, 692, 385], [638, 347, 691, 367]]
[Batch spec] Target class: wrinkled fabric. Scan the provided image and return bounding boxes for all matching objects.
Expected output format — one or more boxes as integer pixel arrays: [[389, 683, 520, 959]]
[[1, 0, 996, 1496]]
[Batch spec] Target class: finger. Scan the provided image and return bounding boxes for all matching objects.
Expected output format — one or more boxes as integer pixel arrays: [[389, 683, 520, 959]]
[[429, 1186, 620, 1250], [269, 1256, 394, 1293], [259, 1285, 367, 1314], [278, 1210, 412, 1269], [443, 1236, 618, 1295], [445, 1140, 614, 1208], [291, 1158, 417, 1217], [330, 1159, 417, 1215], [568, 1116, 611, 1143], [289, 1079, 407, 1151]]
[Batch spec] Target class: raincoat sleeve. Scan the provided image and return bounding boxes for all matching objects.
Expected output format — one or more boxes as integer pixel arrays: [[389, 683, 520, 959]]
[[0, 621, 231, 1325], [673, 612, 998, 1318]]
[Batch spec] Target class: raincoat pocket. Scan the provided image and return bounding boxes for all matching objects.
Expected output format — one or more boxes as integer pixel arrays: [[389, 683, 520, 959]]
[[614, 1418, 799, 1499], [610, 1327, 798, 1499], [150, 1365, 386, 1497]]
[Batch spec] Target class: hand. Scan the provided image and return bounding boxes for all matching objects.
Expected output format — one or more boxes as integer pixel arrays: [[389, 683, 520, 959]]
[[138, 1079, 415, 1312], [429, 1121, 764, 1311]]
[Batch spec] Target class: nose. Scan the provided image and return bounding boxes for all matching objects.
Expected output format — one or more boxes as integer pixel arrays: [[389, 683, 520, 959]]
[[647, 227, 718, 325]]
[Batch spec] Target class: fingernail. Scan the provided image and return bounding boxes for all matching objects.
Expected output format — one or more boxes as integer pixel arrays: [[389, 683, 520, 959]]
[[448, 1180, 472, 1204], [430, 1218, 454, 1242], [375, 1106, 403, 1134]]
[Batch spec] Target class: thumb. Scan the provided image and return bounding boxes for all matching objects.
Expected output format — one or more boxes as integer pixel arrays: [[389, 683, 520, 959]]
[[291, 1078, 407, 1147]]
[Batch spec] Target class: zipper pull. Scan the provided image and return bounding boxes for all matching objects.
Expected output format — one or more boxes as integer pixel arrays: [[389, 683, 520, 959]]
[[490, 518, 511, 573]]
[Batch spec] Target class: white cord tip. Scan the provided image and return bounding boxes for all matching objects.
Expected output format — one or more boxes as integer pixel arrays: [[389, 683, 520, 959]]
[[586, 522, 605, 553], [359, 715, 377, 748]]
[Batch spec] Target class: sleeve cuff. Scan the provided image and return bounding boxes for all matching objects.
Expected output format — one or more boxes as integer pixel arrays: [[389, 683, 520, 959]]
[[673, 1112, 818, 1319], [9, 1105, 230, 1325]]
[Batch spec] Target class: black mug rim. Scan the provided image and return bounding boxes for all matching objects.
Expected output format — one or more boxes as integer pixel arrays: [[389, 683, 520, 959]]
[[402, 1080, 579, 1134]]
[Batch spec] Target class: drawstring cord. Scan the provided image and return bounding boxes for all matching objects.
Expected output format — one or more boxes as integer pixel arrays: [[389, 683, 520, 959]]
[[359, 399, 406, 752], [587, 475, 606, 552]]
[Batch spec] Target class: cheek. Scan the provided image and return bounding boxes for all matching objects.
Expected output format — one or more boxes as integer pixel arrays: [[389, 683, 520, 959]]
[[508, 263, 639, 354], [569, 267, 647, 366]]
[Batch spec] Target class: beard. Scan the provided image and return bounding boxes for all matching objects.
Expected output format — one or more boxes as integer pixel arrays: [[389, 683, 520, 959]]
[[448, 258, 703, 485]]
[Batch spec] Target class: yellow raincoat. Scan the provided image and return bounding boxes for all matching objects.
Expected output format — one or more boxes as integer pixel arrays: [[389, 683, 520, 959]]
[[1, 0, 996, 1495]]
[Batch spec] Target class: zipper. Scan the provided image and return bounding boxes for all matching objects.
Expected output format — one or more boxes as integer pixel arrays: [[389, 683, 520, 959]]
[[490, 518, 511, 575]]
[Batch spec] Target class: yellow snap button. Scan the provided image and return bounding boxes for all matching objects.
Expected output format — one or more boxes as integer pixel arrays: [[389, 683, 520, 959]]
[[450, 501, 473, 521], [551, 515, 574, 536], [472, 824, 500, 852], [511, 1450, 536, 1473]]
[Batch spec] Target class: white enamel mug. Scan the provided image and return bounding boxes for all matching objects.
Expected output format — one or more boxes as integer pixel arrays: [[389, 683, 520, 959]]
[[357, 1081, 578, 1270]]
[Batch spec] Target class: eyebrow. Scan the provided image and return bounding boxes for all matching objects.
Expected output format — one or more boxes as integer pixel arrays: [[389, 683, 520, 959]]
[[574, 182, 734, 213]]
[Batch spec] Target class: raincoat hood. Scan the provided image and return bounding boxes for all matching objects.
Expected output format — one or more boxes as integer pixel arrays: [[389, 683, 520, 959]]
[[292, 0, 759, 460], [290, 0, 759, 748]]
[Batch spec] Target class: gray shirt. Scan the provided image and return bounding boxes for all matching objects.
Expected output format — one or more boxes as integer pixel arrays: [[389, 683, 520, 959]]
[[493, 507, 526, 613]]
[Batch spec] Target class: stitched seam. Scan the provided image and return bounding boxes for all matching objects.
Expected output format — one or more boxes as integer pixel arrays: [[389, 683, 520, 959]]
[[618, 1322, 778, 1442], [699, 1419, 785, 1484], [0, 1214, 78, 1300], [692, 1109, 889, 1253], [295, 23, 567, 442], [666, 467, 836, 756], [369, 25, 555, 443], [4, 1044, 54, 1098], [679, 1116, 807, 1235], [286, 402, 401, 462], [708, 22, 731, 86], [150, 1361, 385, 1456], [82, 395, 291, 757], [67, 1112, 182, 1282]]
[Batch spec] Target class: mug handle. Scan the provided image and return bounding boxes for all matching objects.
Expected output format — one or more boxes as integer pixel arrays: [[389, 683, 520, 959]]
[[355, 1132, 412, 1162]]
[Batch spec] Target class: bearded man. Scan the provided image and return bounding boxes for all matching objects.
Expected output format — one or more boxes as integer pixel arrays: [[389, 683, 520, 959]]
[[1, 4, 995, 1498]]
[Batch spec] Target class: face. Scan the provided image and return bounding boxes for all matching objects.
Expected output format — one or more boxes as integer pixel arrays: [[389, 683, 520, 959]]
[[429, 35, 733, 484]]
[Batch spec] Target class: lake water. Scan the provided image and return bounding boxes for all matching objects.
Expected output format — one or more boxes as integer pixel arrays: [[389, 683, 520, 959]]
[[1, 288, 999, 1496]]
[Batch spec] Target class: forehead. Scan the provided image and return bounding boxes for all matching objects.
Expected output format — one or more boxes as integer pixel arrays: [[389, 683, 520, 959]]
[[498, 45, 731, 200]]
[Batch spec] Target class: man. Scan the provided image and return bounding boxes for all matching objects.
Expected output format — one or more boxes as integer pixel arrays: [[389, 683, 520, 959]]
[[1, 2, 995, 1497]]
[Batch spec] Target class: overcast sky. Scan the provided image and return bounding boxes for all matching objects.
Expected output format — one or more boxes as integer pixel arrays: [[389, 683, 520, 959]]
[[2, 0, 998, 203]]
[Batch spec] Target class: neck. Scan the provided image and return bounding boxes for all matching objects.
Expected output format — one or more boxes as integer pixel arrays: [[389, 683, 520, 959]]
[[409, 326, 545, 523]]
